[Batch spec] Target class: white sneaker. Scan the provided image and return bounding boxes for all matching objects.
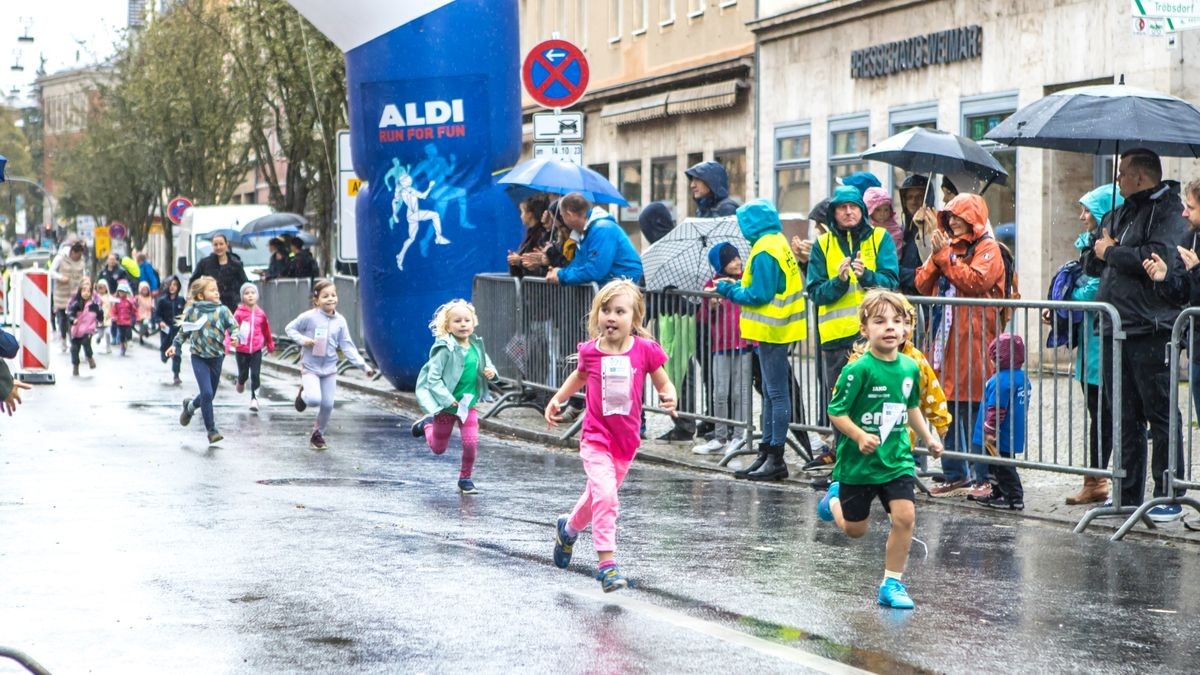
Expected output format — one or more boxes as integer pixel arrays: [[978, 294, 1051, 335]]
[[721, 439, 742, 455], [249, 398, 260, 412], [692, 439, 724, 455]]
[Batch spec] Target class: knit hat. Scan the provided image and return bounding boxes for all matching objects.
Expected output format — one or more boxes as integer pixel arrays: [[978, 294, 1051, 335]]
[[707, 242, 740, 274], [864, 187, 904, 252], [240, 282, 258, 298], [116, 281, 132, 294], [988, 333, 1026, 370]]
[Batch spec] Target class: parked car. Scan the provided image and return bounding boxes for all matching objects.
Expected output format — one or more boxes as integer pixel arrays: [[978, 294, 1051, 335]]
[[4, 249, 52, 271]]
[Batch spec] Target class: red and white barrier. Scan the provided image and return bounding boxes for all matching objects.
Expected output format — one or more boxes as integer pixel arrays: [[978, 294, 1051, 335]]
[[18, 270, 55, 384]]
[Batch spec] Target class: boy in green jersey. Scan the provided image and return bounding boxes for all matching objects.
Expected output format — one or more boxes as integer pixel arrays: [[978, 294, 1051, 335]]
[[817, 289, 943, 609]]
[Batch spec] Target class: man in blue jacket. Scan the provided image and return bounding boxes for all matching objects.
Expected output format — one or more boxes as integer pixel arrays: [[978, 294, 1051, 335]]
[[547, 193, 643, 286], [685, 161, 740, 217], [805, 185, 900, 467]]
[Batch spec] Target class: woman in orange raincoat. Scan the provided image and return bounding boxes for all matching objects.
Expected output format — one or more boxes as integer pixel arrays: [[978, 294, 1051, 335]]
[[915, 194, 1007, 498]]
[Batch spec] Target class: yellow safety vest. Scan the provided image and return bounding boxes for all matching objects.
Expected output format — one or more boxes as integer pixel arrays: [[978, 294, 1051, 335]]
[[816, 227, 886, 344], [739, 232, 807, 344]]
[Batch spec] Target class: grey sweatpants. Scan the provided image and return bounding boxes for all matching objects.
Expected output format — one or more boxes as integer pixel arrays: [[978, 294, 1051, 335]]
[[301, 371, 338, 434], [712, 351, 752, 442]]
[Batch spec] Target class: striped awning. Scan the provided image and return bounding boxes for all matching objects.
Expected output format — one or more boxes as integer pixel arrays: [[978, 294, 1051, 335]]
[[666, 79, 741, 115], [600, 93, 669, 125]]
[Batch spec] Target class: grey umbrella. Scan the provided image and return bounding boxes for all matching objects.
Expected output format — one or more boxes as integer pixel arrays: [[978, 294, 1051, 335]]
[[241, 212, 308, 234], [984, 82, 1200, 157], [862, 126, 1009, 188]]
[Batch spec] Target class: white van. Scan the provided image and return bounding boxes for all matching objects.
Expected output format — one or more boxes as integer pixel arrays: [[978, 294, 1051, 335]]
[[173, 205, 274, 279]]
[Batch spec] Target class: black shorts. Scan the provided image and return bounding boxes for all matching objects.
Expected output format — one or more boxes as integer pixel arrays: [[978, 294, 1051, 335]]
[[838, 474, 916, 523]]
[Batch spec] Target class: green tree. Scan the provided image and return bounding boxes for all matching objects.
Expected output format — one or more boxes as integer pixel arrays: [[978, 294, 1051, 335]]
[[0, 106, 38, 241]]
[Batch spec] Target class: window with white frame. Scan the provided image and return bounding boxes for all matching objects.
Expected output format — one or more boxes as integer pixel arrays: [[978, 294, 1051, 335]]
[[774, 123, 812, 216], [828, 113, 870, 194], [887, 102, 938, 192], [609, 0, 622, 42], [632, 0, 648, 34], [962, 92, 1019, 230], [659, 0, 675, 26], [688, 0, 704, 18], [576, 0, 588, 49]]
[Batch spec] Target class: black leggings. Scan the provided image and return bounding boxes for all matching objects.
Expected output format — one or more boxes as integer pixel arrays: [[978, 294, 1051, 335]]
[[69, 336, 94, 365], [236, 351, 263, 397]]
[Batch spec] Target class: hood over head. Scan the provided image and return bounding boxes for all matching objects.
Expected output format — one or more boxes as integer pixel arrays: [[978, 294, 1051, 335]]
[[988, 333, 1026, 370], [827, 186, 870, 231], [839, 171, 882, 197], [163, 275, 182, 295], [116, 281, 133, 295], [638, 201, 675, 244], [707, 242, 740, 274], [735, 199, 782, 242], [685, 161, 731, 205], [941, 193, 990, 240], [1078, 183, 1124, 226]]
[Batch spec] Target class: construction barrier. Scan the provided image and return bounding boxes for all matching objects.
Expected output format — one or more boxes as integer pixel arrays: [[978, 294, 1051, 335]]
[[17, 270, 54, 384]]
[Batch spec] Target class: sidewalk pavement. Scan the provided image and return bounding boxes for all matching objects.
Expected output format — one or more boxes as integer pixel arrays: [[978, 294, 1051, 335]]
[[256, 351, 1200, 546]]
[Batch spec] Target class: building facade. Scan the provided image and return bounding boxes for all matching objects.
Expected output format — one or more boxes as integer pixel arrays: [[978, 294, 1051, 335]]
[[752, 0, 1200, 302], [37, 67, 107, 219], [519, 0, 757, 248]]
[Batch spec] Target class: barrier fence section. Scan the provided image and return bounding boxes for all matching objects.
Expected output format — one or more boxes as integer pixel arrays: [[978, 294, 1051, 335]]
[[1112, 308, 1200, 539], [256, 278, 315, 361], [333, 274, 370, 369]]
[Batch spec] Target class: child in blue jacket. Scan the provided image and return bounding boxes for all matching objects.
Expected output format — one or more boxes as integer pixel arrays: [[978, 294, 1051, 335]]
[[971, 333, 1029, 510]]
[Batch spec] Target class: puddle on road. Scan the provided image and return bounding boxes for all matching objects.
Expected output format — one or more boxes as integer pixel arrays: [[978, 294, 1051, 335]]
[[257, 478, 406, 488]]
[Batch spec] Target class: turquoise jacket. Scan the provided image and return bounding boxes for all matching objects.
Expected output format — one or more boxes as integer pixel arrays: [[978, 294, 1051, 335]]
[[415, 334, 500, 414], [716, 199, 787, 305], [1073, 185, 1123, 386]]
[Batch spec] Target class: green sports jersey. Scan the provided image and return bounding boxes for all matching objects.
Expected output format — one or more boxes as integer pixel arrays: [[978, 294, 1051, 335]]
[[827, 351, 921, 485]]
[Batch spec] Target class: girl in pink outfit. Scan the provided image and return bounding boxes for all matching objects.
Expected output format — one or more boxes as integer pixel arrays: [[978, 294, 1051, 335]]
[[232, 283, 275, 412], [864, 186, 905, 255], [135, 281, 156, 343], [545, 279, 677, 592]]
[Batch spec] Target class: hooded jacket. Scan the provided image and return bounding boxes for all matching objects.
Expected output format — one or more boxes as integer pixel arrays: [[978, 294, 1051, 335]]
[[193, 251, 249, 312], [915, 193, 1005, 402], [806, 186, 900, 350], [557, 207, 643, 285], [50, 251, 87, 312], [638, 201, 675, 244], [716, 201, 787, 306], [685, 161, 740, 217], [155, 276, 187, 332], [1083, 181, 1188, 336], [233, 303, 275, 354], [414, 334, 500, 414], [839, 171, 882, 197], [1073, 185, 1123, 383], [66, 290, 103, 339]]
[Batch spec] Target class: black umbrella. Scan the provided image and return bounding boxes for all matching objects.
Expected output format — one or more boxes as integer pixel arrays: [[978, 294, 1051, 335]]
[[241, 212, 308, 234], [984, 82, 1200, 157], [862, 127, 1009, 188]]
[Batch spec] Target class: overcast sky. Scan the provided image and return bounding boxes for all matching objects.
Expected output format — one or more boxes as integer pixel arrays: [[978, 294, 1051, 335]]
[[1, 0, 126, 106]]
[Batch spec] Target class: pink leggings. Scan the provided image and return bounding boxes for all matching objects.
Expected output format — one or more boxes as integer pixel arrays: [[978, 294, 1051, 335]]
[[568, 441, 634, 553], [423, 408, 478, 479]]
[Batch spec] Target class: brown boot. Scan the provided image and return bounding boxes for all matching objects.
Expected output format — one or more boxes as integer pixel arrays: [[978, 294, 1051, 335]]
[[1065, 476, 1108, 505]]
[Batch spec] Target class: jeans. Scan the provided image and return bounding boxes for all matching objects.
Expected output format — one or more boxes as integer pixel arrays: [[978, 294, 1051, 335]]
[[1190, 360, 1200, 432], [940, 401, 987, 483], [190, 354, 225, 432], [756, 342, 791, 446], [712, 351, 751, 442]]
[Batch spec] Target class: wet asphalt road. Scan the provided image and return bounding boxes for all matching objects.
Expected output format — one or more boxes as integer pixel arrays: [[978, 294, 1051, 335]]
[[1, 343, 1198, 674]]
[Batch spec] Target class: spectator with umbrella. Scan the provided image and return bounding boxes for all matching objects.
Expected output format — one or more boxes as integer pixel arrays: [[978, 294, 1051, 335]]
[[507, 194, 552, 278]]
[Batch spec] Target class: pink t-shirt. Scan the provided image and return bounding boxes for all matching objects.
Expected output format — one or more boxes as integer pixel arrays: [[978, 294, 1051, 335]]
[[577, 336, 669, 462]]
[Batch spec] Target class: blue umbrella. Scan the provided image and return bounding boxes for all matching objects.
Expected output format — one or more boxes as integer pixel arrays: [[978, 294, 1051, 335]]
[[498, 157, 628, 205]]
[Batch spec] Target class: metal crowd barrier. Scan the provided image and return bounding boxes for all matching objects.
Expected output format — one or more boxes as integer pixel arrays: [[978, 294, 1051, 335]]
[[256, 277, 315, 362], [1112, 308, 1200, 539], [332, 274, 375, 373]]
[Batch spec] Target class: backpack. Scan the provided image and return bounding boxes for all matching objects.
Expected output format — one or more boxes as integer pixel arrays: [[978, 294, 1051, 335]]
[[964, 233, 1019, 300], [1045, 260, 1084, 348]]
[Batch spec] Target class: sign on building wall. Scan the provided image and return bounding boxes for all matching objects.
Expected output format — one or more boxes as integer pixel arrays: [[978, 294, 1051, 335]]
[[851, 25, 983, 79]]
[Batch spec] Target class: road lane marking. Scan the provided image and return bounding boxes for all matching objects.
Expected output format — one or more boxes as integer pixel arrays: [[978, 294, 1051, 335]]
[[565, 588, 872, 673]]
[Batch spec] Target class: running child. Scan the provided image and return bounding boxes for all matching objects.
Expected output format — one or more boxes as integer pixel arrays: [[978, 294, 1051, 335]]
[[157, 275, 186, 385], [95, 279, 113, 354], [411, 299, 501, 495], [546, 279, 677, 592], [111, 281, 137, 356], [166, 276, 239, 444], [66, 278, 102, 376], [232, 283, 274, 412], [817, 289, 943, 610], [285, 279, 375, 451], [969, 333, 1029, 510], [135, 281, 155, 344]]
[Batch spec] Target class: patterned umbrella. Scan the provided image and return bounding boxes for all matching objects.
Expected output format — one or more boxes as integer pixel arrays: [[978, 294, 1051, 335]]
[[641, 216, 749, 294]]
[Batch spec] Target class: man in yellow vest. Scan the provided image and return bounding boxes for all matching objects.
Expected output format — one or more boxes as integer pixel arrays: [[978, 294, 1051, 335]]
[[805, 185, 900, 467], [716, 200, 806, 481]]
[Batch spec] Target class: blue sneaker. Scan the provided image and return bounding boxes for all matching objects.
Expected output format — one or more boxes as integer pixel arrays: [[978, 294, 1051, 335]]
[[553, 514, 577, 569], [817, 482, 840, 522], [878, 578, 915, 609], [596, 565, 628, 593], [457, 478, 478, 495], [1148, 504, 1183, 523]]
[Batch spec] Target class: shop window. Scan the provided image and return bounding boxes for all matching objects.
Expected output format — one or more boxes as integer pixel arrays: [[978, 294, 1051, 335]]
[[715, 149, 746, 205], [608, 0, 622, 42], [774, 123, 811, 216], [589, 162, 610, 181], [829, 114, 869, 194], [618, 161, 642, 222], [632, 0, 648, 35], [650, 157, 678, 215], [685, 151, 704, 216], [659, 0, 675, 26]]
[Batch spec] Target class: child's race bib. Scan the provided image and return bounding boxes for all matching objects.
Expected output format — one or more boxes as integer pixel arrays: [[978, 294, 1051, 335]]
[[312, 326, 329, 357], [238, 321, 251, 344], [600, 355, 633, 416]]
